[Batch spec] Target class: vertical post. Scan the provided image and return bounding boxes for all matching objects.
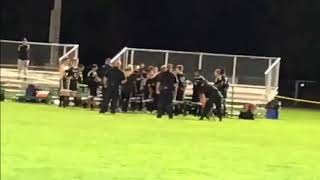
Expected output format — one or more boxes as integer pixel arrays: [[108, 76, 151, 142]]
[[275, 58, 281, 87], [165, 52, 169, 65], [232, 56, 237, 84], [49, 0, 62, 65], [130, 50, 135, 65], [63, 46, 67, 55], [294, 80, 300, 99], [265, 58, 272, 101], [268, 58, 272, 88], [124, 49, 129, 68], [75, 46, 79, 59], [198, 53, 203, 70], [268, 58, 272, 68]]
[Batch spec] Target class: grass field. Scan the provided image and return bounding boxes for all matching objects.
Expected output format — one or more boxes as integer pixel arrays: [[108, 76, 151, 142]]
[[1, 102, 320, 180]]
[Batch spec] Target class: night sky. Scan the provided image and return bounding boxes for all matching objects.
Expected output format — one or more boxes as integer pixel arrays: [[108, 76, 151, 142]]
[[2, 0, 320, 83]]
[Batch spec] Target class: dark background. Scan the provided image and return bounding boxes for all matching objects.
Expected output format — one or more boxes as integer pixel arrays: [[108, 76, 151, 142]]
[[1, 0, 320, 96]]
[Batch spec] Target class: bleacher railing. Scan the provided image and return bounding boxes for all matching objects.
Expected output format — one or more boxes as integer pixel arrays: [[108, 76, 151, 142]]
[[265, 57, 281, 100], [111, 47, 281, 100], [0, 39, 79, 67]]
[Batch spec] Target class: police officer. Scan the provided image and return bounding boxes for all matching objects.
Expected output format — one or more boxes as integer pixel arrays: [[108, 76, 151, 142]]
[[156, 64, 177, 119], [100, 60, 125, 114], [199, 79, 223, 121], [98, 58, 112, 79]]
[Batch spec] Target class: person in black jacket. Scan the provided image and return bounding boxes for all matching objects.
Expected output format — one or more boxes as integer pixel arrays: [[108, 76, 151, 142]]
[[156, 64, 177, 119], [87, 64, 100, 97], [174, 65, 186, 115], [98, 58, 112, 79], [175, 65, 186, 101], [65, 59, 80, 91], [100, 60, 125, 114], [120, 68, 138, 112], [17, 37, 31, 80], [199, 79, 223, 121], [214, 68, 229, 116], [190, 70, 205, 116]]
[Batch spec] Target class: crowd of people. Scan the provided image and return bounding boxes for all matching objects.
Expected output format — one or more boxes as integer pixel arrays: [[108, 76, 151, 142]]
[[59, 57, 230, 121]]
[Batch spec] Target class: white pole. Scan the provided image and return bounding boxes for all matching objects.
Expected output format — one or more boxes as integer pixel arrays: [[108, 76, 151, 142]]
[[75, 46, 79, 58], [232, 56, 237, 84], [198, 53, 203, 70], [63, 46, 67, 55], [165, 52, 169, 65], [130, 50, 135, 65], [125, 50, 129, 68]]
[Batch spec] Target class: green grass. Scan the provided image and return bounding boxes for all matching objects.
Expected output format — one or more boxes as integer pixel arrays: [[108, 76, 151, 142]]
[[1, 102, 320, 180]]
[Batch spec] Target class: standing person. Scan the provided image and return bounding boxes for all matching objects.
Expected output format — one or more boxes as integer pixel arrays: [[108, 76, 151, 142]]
[[87, 64, 101, 109], [98, 58, 112, 79], [120, 68, 138, 112], [87, 64, 100, 97], [175, 65, 186, 101], [17, 37, 31, 80], [65, 59, 80, 91], [78, 64, 85, 84], [100, 60, 125, 114], [145, 66, 158, 112], [156, 64, 178, 119], [214, 68, 229, 116], [175, 65, 186, 115], [199, 79, 223, 121]]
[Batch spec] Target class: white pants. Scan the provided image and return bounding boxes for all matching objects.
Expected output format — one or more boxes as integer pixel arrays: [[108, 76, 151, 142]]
[[17, 59, 30, 76]]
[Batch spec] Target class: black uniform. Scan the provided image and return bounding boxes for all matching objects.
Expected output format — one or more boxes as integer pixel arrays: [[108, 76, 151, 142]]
[[18, 45, 30, 60], [176, 73, 186, 101], [190, 75, 205, 116], [157, 71, 177, 119], [66, 67, 79, 91], [98, 64, 112, 79], [215, 76, 229, 98], [215, 75, 229, 116], [174, 73, 186, 115], [145, 75, 158, 112], [121, 73, 138, 112], [100, 67, 125, 114], [200, 83, 223, 121], [87, 70, 99, 96], [192, 75, 205, 102]]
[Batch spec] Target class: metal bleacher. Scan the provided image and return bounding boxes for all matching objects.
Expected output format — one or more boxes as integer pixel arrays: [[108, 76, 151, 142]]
[[110, 47, 281, 116], [0, 66, 60, 98]]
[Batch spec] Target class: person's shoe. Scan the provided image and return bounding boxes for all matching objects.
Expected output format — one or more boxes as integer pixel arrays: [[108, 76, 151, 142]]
[[157, 115, 162, 118], [99, 111, 105, 114], [169, 115, 173, 119], [199, 117, 204, 120]]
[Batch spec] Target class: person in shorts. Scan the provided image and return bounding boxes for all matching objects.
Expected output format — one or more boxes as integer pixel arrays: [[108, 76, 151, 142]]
[[17, 37, 31, 80]]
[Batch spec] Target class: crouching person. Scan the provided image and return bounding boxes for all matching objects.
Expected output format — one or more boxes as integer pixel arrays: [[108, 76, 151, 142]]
[[199, 79, 223, 121]]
